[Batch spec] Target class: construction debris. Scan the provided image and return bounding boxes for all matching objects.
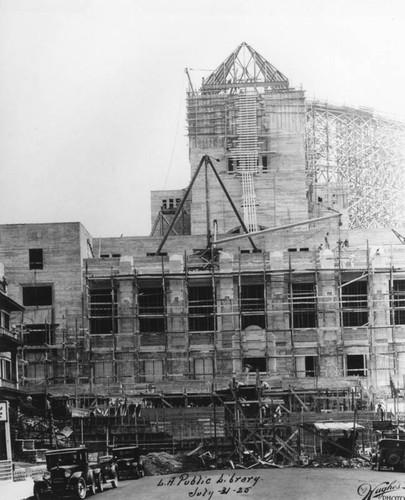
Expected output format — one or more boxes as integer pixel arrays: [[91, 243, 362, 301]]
[[142, 452, 218, 476], [302, 455, 369, 469], [142, 452, 184, 476]]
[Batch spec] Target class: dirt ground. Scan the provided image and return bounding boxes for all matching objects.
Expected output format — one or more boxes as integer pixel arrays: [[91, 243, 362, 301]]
[[95, 466, 405, 500]]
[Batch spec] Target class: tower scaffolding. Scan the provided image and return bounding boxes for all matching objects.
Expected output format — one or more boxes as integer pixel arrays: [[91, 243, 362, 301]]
[[230, 90, 259, 232]]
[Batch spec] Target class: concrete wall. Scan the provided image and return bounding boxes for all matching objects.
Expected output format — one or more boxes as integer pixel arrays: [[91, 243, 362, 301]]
[[0, 222, 93, 386]]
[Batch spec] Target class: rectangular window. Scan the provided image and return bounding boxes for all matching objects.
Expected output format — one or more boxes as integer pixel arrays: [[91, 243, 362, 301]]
[[188, 285, 214, 332], [392, 280, 405, 325], [29, 249, 43, 270], [341, 279, 368, 327], [23, 323, 55, 346], [194, 358, 214, 380], [305, 356, 317, 377], [0, 311, 10, 331], [138, 284, 165, 333], [23, 285, 53, 306], [89, 286, 117, 334], [240, 283, 265, 329], [143, 360, 163, 383], [296, 356, 318, 378], [4, 312, 9, 330], [242, 357, 267, 373], [291, 282, 317, 328], [0, 358, 12, 381], [346, 354, 367, 377]]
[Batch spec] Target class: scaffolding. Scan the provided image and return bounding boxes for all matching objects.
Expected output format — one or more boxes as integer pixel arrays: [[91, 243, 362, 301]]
[[70, 240, 405, 397], [229, 90, 259, 232], [16, 242, 405, 464], [306, 101, 405, 229]]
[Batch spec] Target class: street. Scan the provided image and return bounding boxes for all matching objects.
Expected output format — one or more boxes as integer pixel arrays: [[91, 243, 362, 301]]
[[8, 467, 405, 500], [100, 468, 405, 500]]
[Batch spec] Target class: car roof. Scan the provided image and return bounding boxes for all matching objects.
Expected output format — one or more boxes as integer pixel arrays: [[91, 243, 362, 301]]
[[111, 446, 139, 451], [46, 448, 87, 455]]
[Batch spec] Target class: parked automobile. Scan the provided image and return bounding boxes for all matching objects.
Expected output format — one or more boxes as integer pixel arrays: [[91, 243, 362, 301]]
[[33, 447, 118, 499], [371, 439, 405, 471], [110, 446, 145, 479]]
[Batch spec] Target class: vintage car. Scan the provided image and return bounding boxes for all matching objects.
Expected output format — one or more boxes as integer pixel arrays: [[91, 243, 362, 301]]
[[110, 446, 145, 479], [371, 439, 405, 471], [33, 447, 119, 499]]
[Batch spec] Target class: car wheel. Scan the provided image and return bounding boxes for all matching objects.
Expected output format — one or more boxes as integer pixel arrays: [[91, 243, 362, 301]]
[[97, 473, 104, 493], [111, 470, 119, 489], [89, 481, 96, 496], [76, 477, 87, 499], [386, 451, 401, 468], [33, 484, 43, 500], [138, 460, 145, 478]]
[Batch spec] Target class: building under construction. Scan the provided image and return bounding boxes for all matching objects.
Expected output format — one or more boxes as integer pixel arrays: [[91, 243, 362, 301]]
[[2, 43, 405, 462]]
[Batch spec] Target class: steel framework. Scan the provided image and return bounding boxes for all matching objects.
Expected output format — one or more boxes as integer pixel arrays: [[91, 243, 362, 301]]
[[306, 101, 405, 229], [201, 41, 289, 94]]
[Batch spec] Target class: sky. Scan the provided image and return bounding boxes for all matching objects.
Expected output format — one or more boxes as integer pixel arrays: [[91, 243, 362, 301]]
[[1, 0, 405, 237]]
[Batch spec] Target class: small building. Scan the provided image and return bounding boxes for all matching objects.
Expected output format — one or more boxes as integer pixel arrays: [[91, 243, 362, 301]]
[[0, 263, 24, 406]]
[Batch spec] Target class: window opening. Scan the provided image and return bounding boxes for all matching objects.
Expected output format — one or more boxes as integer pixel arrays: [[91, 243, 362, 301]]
[[24, 323, 55, 345], [188, 285, 214, 332], [89, 286, 117, 334], [242, 357, 266, 373], [392, 280, 405, 325], [341, 279, 368, 327], [23, 286, 52, 306], [0, 357, 12, 381], [346, 354, 367, 377], [138, 284, 165, 333], [291, 282, 317, 328], [1, 311, 10, 331], [240, 283, 265, 329], [305, 356, 317, 377], [29, 249, 43, 270]]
